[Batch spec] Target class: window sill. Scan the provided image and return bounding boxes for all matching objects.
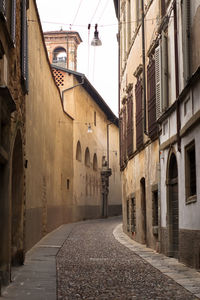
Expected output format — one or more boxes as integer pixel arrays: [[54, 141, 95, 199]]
[[186, 195, 197, 205]]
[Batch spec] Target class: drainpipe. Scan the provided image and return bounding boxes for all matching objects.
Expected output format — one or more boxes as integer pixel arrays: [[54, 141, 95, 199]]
[[61, 76, 85, 102], [141, 0, 147, 135], [173, 1, 181, 152], [118, 0, 120, 116]]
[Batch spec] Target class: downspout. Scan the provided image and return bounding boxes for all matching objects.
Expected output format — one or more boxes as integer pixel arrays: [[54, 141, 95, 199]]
[[173, 1, 181, 152], [118, 0, 120, 116], [117, 0, 122, 170], [141, 0, 147, 135], [61, 76, 85, 103]]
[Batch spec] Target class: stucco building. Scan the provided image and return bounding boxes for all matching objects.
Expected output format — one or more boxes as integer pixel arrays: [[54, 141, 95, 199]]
[[114, 0, 200, 269], [0, 0, 122, 289], [0, 0, 27, 284], [158, 0, 200, 268], [114, 0, 160, 250], [50, 65, 122, 220]]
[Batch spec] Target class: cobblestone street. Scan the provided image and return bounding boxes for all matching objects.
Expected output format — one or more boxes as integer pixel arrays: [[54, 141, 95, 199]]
[[2, 217, 200, 300], [56, 217, 198, 300]]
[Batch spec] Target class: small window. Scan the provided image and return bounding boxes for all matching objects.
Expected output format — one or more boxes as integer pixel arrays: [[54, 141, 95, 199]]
[[94, 111, 96, 126], [93, 153, 98, 171], [184, 97, 190, 116], [152, 190, 158, 227], [76, 141, 82, 161], [85, 147, 90, 167], [67, 179, 70, 190], [185, 141, 197, 203]]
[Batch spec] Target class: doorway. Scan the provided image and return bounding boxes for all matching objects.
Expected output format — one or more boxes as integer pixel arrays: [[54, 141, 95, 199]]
[[11, 130, 24, 265], [167, 152, 179, 258], [140, 177, 146, 244]]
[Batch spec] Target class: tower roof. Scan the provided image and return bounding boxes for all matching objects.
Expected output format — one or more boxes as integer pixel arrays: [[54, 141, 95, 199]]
[[43, 30, 82, 45]]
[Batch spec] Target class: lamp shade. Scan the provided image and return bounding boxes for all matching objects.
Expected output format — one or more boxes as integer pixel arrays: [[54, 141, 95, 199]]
[[87, 124, 92, 133], [91, 24, 102, 46]]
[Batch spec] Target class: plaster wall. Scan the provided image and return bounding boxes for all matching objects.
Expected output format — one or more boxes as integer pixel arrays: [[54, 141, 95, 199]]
[[122, 140, 159, 248], [26, 0, 73, 250], [62, 73, 121, 219]]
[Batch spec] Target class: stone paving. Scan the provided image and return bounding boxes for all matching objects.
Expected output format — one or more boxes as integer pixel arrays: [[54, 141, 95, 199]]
[[57, 217, 199, 300], [1, 217, 200, 299]]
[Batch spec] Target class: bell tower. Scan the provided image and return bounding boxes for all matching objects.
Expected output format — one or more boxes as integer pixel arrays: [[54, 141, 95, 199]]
[[44, 29, 82, 71]]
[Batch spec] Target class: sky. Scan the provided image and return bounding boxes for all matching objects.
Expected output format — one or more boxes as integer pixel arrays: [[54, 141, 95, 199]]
[[35, 0, 119, 116]]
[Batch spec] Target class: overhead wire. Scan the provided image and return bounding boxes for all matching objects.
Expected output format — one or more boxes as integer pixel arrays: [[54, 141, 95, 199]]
[[71, 0, 84, 28], [97, 0, 109, 24], [39, 16, 171, 29], [89, 0, 101, 24]]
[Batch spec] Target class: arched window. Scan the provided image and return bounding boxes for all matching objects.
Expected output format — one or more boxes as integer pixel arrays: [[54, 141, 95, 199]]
[[53, 47, 67, 63], [76, 141, 82, 162], [85, 147, 90, 167], [93, 153, 98, 171]]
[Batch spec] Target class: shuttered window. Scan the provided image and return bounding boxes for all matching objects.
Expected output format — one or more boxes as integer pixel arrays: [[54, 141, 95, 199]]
[[135, 78, 143, 150], [155, 32, 168, 119], [182, 0, 190, 83], [0, 0, 16, 46], [155, 45, 161, 119], [119, 106, 127, 169], [119, 113, 124, 168], [122, 106, 127, 163], [11, 0, 16, 44], [21, 0, 28, 93], [0, 0, 6, 18], [119, 115, 122, 168], [147, 59, 157, 139], [127, 96, 133, 157]]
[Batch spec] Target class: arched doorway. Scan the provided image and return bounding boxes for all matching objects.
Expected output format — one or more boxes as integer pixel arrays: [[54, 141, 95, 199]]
[[11, 130, 24, 265], [167, 152, 179, 258], [140, 177, 146, 244]]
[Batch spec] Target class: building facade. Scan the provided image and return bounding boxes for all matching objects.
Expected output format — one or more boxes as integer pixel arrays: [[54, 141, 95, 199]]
[[158, 0, 200, 268], [115, 0, 160, 250], [25, 0, 74, 251], [52, 65, 122, 220], [114, 0, 200, 268], [44, 30, 82, 71], [0, 0, 27, 284]]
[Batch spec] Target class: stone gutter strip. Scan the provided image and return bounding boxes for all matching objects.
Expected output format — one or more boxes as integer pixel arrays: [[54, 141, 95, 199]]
[[113, 223, 200, 299]]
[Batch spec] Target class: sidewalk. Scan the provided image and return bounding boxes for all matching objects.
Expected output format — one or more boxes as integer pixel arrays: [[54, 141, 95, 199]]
[[1, 223, 76, 300], [1, 219, 200, 299], [113, 223, 200, 299]]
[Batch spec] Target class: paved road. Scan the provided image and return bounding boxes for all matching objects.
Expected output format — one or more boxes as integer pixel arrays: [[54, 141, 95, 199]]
[[2, 217, 200, 299], [56, 217, 198, 300]]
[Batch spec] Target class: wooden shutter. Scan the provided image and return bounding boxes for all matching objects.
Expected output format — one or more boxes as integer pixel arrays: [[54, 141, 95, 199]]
[[119, 114, 123, 168], [147, 59, 157, 139], [119, 111, 126, 169], [182, 0, 190, 83], [135, 79, 143, 150], [11, 0, 16, 44], [127, 96, 133, 157], [155, 45, 161, 119], [0, 0, 6, 18], [21, 0, 28, 92], [161, 31, 168, 110], [122, 106, 127, 163]]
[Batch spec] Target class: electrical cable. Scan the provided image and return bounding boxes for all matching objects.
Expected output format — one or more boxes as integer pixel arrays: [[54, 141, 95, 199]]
[[38, 16, 172, 29], [89, 0, 101, 24], [97, 0, 109, 23], [71, 0, 83, 27]]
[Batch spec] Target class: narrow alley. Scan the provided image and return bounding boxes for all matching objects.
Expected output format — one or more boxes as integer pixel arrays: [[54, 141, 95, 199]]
[[2, 217, 200, 300]]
